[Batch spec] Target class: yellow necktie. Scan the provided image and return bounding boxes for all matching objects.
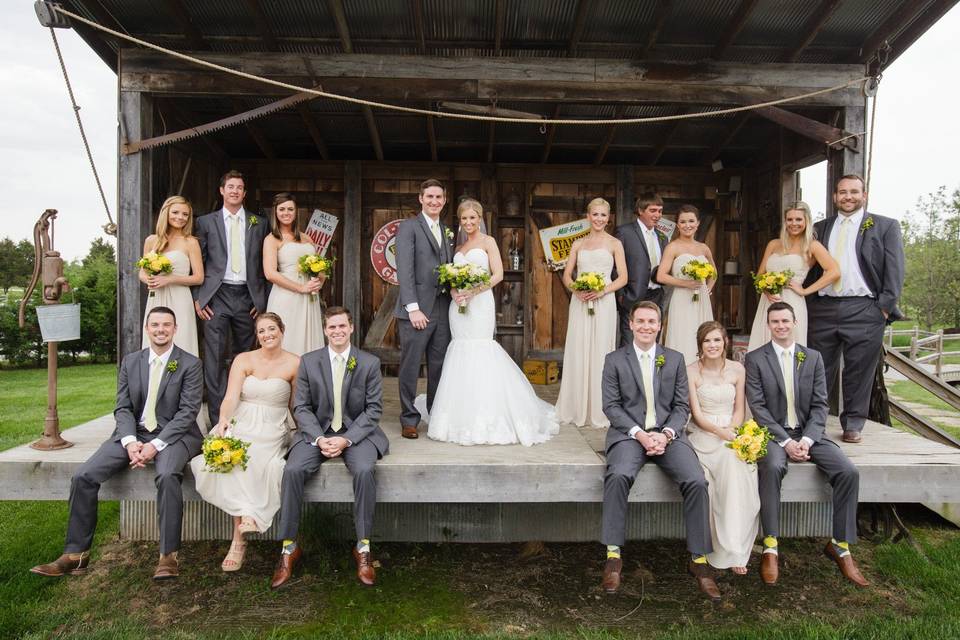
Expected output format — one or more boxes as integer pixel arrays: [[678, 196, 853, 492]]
[[230, 215, 242, 274], [431, 222, 443, 248], [832, 217, 850, 292], [641, 352, 656, 430], [645, 229, 658, 269], [331, 355, 345, 432], [782, 350, 797, 430], [144, 357, 164, 432]]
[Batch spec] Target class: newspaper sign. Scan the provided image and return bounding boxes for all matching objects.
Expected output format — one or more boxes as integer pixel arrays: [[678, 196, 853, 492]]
[[655, 216, 677, 239], [304, 209, 339, 256], [538, 218, 591, 270]]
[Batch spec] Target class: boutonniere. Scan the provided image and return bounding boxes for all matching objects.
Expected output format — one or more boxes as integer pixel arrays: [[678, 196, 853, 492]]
[[248, 215, 259, 228], [860, 216, 874, 235], [655, 354, 665, 370], [795, 351, 805, 370], [166, 360, 178, 373], [444, 228, 454, 241], [346, 355, 357, 372]]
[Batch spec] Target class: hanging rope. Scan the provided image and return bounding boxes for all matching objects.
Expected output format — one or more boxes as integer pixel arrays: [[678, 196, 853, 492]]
[[49, 26, 117, 236], [53, 5, 869, 128], [863, 43, 890, 193]]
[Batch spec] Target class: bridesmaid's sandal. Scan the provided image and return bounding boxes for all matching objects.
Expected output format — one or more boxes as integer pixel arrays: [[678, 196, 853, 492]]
[[732, 566, 748, 575], [221, 541, 247, 572], [238, 517, 258, 535]]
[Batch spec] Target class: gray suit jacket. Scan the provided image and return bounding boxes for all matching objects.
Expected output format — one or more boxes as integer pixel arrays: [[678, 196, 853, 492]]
[[193, 210, 271, 312], [614, 221, 668, 308], [744, 343, 828, 443], [601, 344, 690, 453], [112, 346, 203, 450], [293, 347, 389, 457], [392, 214, 454, 320], [805, 212, 905, 322]]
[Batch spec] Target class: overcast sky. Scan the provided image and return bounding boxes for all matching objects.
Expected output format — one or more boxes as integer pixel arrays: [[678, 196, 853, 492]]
[[2, 3, 958, 260]]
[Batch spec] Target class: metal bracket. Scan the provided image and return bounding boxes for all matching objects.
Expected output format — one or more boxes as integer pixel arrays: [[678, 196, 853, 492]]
[[34, 2, 70, 28]]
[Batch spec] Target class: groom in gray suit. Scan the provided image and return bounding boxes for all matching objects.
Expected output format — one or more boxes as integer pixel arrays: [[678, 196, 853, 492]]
[[31, 307, 203, 581], [193, 170, 271, 425], [272, 307, 388, 589], [393, 178, 454, 439], [804, 174, 905, 443], [614, 193, 668, 347], [600, 301, 718, 600], [745, 301, 868, 587]]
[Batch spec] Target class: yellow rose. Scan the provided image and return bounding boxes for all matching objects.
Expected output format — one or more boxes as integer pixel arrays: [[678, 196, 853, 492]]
[[310, 263, 321, 273], [220, 452, 232, 464], [231, 451, 243, 463], [749, 440, 762, 455], [210, 440, 224, 451]]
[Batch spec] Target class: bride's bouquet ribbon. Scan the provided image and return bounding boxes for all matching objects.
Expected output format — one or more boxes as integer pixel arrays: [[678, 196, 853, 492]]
[[135, 251, 174, 298], [680, 260, 716, 302], [725, 419, 773, 464], [437, 262, 491, 313], [570, 272, 607, 315]]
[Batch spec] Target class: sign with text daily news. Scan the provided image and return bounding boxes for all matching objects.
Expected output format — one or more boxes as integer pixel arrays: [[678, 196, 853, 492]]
[[538, 218, 591, 270], [304, 209, 339, 256]]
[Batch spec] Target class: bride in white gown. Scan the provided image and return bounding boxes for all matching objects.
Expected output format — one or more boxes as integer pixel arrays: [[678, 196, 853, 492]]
[[415, 198, 559, 446]]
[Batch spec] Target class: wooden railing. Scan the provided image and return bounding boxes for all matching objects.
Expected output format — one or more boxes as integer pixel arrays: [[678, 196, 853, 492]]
[[885, 326, 960, 378]]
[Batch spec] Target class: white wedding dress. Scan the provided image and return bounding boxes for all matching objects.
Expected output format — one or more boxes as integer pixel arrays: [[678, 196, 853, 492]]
[[415, 248, 560, 446]]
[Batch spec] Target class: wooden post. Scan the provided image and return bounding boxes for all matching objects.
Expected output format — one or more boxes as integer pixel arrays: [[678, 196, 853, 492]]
[[910, 336, 918, 361], [342, 161, 362, 333], [616, 165, 634, 227], [936, 329, 944, 377], [825, 105, 865, 211], [118, 89, 154, 361]]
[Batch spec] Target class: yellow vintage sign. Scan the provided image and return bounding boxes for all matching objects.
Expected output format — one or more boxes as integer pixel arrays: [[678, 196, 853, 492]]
[[538, 219, 591, 269]]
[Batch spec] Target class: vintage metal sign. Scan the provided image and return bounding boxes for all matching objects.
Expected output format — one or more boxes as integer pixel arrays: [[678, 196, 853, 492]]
[[370, 219, 402, 285], [538, 218, 591, 270]]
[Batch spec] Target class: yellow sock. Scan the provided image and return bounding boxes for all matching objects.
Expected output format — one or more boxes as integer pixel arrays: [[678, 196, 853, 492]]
[[692, 555, 708, 564], [763, 536, 778, 548], [281, 539, 297, 555], [606, 545, 621, 559], [357, 539, 370, 553]]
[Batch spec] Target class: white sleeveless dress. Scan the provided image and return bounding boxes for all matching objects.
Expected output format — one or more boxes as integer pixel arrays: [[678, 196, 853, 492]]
[[142, 249, 198, 356], [664, 253, 714, 365], [748, 253, 810, 351], [415, 248, 559, 446], [190, 377, 294, 532], [266, 242, 325, 356], [686, 381, 760, 569]]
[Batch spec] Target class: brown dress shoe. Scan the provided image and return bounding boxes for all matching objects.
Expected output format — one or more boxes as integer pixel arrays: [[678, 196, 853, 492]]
[[601, 558, 622, 594], [30, 552, 89, 577], [153, 553, 179, 580], [760, 552, 779, 585], [824, 542, 870, 587], [401, 425, 419, 439], [688, 561, 721, 601], [353, 547, 376, 586], [842, 430, 862, 443], [271, 546, 302, 590]]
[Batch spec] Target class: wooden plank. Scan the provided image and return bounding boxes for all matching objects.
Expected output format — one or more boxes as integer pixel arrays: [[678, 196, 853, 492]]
[[889, 399, 960, 449], [754, 106, 855, 148], [885, 348, 960, 412], [781, 0, 843, 62], [711, 0, 759, 60], [297, 103, 330, 160], [412, 0, 427, 54], [362, 106, 384, 161], [342, 161, 362, 325], [567, 0, 592, 55], [362, 286, 397, 349], [493, 0, 506, 55]]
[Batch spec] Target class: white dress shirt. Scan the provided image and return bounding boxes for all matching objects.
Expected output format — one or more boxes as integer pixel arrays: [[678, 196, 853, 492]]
[[819, 208, 872, 298], [639, 221, 662, 289], [405, 212, 444, 314], [119, 347, 173, 451], [771, 341, 813, 449], [627, 343, 676, 440], [222, 206, 248, 284], [314, 345, 352, 447]]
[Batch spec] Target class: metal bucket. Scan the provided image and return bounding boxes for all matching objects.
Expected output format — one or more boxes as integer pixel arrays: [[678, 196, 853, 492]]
[[36, 303, 81, 342]]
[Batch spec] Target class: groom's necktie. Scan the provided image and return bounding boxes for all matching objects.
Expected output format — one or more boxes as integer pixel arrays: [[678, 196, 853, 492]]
[[331, 354, 345, 432], [431, 222, 443, 253], [645, 229, 658, 269], [230, 214, 242, 274], [781, 350, 798, 430], [641, 352, 656, 430], [832, 217, 851, 293], [144, 357, 164, 432]]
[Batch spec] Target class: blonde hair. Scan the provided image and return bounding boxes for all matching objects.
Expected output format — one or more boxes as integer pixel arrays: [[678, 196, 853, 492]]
[[586, 197, 611, 214], [457, 198, 483, 219], [779, 201, 813, 260], [154, 196, 193, 253]]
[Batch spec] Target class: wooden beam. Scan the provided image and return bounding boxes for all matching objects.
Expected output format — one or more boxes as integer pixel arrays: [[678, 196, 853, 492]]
[[343, 161, 363, 328], [363, 106, 384, 161], [593, 106, 624, 166], [700, 113, 750, 164], [567, 0, 592, 55], [412, 0, 427, 54], [755, 105, 856, 149], [296, 103, 330, 160], [230, 98, 276, 160], [426, 111, 438, 162], [711, 0, 759, 60], [781, 0, 842, 62], [639, 0, 673, 58], [826, 105, 865, 211], [540, 104, 562, 164], [882, 0, 959, 68], [441, 102, 543, 120], [647, 115, 685, 166], [493, 0, 506, 55], [164, 0, 208, 50], [327, 0, 354, 53], [243, 0, 279, 51]]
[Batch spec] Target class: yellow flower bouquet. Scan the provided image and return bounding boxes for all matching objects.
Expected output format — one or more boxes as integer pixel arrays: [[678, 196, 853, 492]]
[[680, 260, 716, 302], [297, 253, 335, 300], [571, 271, 607, 315], [437, 262, 491, 313], [201, 433, 250, 473], [135, 252, 174, 297], [725, 419, 773, 464], [752, 269, 794, 296]]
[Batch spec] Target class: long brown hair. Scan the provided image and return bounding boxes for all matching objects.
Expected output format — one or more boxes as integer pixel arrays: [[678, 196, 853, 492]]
[[269, 192, 302, 242], [696, 321, 728, 360], [153, 196, 193, 253]]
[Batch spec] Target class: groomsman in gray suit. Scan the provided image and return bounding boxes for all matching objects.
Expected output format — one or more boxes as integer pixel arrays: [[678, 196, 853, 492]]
[[804, 174, 905, 443], [615, 193, 669, 347], [271, 307, 388, 589], [30, 307, 203, 581], [393, 178, 454, 439], [745, 302, 868, 587], [193, 170, 271, 425], [600, 301, 719, 600]]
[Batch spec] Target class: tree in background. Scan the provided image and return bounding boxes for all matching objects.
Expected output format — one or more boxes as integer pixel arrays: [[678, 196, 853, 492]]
[[900, 186, 960, 329], [0, 238, 35, 293]]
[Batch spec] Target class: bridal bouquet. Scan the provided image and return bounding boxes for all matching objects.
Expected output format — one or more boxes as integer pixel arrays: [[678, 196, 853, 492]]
[[680, 260, 716, 302], [571, 271, 606, 315], [437, 262, 491, 313], [135, 252, 174, 297], [752, 269, 794, 296], [201, 427, 250, 473], [726, 419, 773, 464], [297, 253, 335, 300]]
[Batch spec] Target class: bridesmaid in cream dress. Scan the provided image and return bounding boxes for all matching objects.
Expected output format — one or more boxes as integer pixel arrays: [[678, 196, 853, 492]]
[[686, 321, 757, 573], [659, 205, 717, 364], [139, 195, 203, 355], [264, 192, 325, 355], [748, 202, 840, 351], [556, 198, 628, 428], [190, 312, 300, 572]]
